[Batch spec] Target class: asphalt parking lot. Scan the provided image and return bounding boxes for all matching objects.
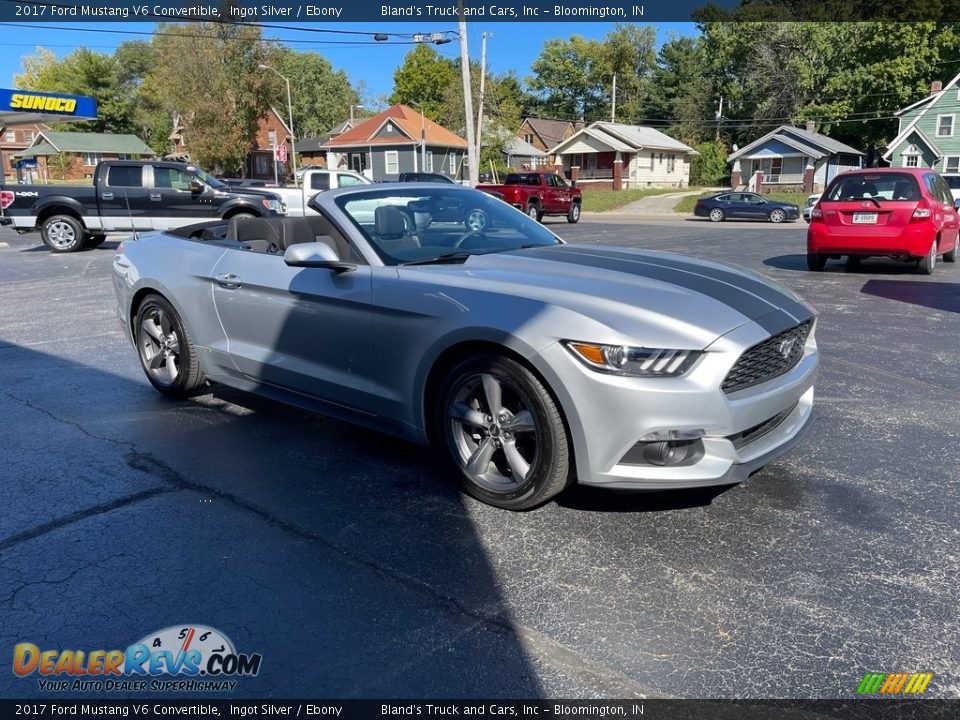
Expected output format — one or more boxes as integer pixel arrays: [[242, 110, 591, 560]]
[[1, 216, 958, 699]]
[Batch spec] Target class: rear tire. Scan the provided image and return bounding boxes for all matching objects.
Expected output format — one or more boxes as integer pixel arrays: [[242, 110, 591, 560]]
[[944, 237, 958, 263], [567, 202, 581, 224], [41, 214, 85, 253], [918, 238, 937, 275], [526, 203, 543, 222], [435, 354, 573, 510], [807, 252, 827, 271], [134, 295, 207, 398], [845, 255, 861, 271]]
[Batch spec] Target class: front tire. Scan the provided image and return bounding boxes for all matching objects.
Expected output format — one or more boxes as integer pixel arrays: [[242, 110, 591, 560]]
[[807, 252, 827, 271], [709, 208, 725, 223], [41, 215, 85, 253], [918, 238, 937, 275], [567, 202, 581, 224], [135, 295, 206, 398], [769, 209, 786, 223], [436, 354, 573, 510]]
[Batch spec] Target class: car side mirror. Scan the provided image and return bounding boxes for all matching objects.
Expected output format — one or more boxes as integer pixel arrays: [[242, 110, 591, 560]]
[[189, 180, 204, 194], [283, 241, 355, 273]]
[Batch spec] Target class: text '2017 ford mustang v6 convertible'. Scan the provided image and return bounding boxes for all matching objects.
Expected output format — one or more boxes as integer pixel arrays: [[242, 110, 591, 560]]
[[113, 185, 819, 510]]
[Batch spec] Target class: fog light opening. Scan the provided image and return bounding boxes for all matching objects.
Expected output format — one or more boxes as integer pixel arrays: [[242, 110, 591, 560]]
[[621, 439, 704, 467]]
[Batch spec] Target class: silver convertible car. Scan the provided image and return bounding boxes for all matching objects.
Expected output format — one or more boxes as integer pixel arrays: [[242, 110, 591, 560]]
[[113, 185, 819, 510]]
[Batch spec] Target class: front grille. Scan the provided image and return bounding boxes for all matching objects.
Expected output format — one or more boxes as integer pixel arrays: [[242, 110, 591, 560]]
[[728, 403, 798, 449], [722, 319, 812, 394]]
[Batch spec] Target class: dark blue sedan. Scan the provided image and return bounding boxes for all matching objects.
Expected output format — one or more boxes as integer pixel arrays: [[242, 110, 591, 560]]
[[694, 192, 800, 223]]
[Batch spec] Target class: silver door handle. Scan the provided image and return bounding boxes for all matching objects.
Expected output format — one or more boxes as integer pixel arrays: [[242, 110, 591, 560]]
[[102, 192, 114, 200], [214, 273, 242, 289], [150, 193, 161, 201]]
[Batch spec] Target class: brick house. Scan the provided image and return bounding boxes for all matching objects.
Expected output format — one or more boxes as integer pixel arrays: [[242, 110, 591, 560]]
[[11, 130, 156, 182], [0, 122, 48, 182], [247, 108, 294, 180], [517, 118, 583, 167], [550, 122, 698, 190]]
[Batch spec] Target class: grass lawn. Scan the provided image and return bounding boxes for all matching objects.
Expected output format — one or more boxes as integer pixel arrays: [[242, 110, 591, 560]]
[[673, 191, 807, 214], [581, 187, 692, 213]]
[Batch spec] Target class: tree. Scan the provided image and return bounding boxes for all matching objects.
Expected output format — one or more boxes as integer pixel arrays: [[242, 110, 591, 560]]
[[15, 47, 136, 134], [389, 44, 457, 121], [271, 48, 359, 139], [141, 22, 275, 175]]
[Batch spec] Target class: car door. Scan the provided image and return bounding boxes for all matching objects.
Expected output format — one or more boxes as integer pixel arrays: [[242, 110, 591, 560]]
[[149, 165, 217, 229], [741, 193, 768, 219], [97, 164, 153, 232], [209, 244, 377, 412], [719, 193, 744, 218], [547, 174, 571, 213]]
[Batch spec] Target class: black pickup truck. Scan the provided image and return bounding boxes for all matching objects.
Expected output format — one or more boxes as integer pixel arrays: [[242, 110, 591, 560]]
[[0, 160, 286, 252]]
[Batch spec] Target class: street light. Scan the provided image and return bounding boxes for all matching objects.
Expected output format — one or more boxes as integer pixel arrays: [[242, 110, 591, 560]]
[[408, 100, 427, 173], [258, 63, 298, 187], [349, 104, 365, 124]]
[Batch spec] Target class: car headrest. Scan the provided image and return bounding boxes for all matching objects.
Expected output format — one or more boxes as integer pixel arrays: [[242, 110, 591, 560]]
[[375, 206, 408, 238], [233, 217, 281, 246], [278, 218, 316, 250]]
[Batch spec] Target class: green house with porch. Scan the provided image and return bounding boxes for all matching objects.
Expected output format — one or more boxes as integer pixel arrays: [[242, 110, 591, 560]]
[[884, 76, 960, 175]]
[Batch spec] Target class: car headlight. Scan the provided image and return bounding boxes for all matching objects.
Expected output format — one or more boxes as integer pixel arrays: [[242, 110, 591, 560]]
[[564, 341, 701, 377]]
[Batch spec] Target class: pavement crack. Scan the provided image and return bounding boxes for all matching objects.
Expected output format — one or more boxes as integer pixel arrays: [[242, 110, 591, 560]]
[[0, 488, 173, 553], [1, 388, 131, 449]]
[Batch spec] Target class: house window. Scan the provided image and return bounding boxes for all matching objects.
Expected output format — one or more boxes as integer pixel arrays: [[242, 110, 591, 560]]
[[936, 114, 954, 137], [770, 157, 783, 176], [425, 151, 433, 172], [524, 133, 534, 144], [667, 154, 676, 173], [82, 153, 101, 167], [23, 131, 33, 143], [944, 156, 960, 174], [449, 154, 456, 174], [386, 123, 393, 132], [4, 131, 15, 142], [904, 155, 919, 167], [385, 150, 398, 175], [267, 130, 278, 146]]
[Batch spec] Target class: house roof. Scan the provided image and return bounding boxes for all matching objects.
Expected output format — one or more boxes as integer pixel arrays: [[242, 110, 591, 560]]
[[296, 119, 356, 153], [502, 137, 546, 157], [551, 121, 698, 156], [728, 125, 863, 162], [12, 130, 155, 157], [883, 70, 960, 160], [323, 105, 466, 150], [885, 127, 944, 161], [522, 117, 574, 148]]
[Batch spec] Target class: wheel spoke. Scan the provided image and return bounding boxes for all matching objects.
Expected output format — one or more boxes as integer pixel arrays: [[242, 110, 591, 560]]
[[502, 410, 534, 433], [465, 437, 496, 477], [480, 374, 502, 416], [143, 318, 164, 342], [165, 356, 178, 382], [502, 439, 530, 482], [450, 401, 486, 427], [146, 347, 165, 370], [167, 334, 180, 354]]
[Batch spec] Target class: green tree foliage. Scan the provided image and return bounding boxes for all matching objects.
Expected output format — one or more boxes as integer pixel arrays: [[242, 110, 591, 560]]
[[527, 25, 656, 122], [690, 140, 729, 185], [272, 48, 359, 139], [14, 47, 135, 134], [141, 23, 275, 175], [389, 44, 458, 121], [647, 35, 714, 144]]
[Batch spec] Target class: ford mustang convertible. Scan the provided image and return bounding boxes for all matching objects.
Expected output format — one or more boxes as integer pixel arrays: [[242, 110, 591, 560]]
[[113, 185, 819, 510]]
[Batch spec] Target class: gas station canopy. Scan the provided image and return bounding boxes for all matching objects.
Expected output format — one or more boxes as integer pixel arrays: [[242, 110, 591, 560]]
[[0, 88, 98, 127]]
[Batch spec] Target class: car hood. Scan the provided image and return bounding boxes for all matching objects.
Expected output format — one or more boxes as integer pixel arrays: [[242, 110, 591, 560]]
[[218, 187, 282, 201], [403, 244, 814, 349]]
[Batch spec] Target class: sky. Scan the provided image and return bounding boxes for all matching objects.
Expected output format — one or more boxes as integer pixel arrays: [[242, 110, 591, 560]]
[[0, 21, 697, 103]]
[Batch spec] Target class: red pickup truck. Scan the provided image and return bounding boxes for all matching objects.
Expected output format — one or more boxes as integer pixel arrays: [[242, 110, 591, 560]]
[[478, 172, 582, 223]]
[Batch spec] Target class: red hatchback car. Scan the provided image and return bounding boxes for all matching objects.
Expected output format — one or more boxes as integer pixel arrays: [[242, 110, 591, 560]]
[[807, 168, 959, 274]]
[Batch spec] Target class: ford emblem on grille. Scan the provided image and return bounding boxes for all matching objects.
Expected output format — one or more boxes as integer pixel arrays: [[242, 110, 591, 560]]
[[778, 337, 797, 358]]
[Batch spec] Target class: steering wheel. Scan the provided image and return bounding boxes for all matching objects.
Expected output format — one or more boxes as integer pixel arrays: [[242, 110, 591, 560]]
[[453, 230, 487, 249]]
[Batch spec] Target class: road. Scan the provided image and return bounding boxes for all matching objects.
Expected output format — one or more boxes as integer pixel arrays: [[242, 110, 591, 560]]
[[1, 218, 958, 699]]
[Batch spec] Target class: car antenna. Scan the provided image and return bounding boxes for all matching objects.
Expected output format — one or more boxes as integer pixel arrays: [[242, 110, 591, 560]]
[[123, 189, 139, 241]]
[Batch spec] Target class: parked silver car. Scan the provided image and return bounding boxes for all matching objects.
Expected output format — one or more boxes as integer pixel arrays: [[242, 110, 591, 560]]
[[113, 185, 819, 509]]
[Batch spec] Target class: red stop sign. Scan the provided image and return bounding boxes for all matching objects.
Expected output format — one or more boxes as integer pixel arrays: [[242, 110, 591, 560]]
[[274, 144, 288, 163]]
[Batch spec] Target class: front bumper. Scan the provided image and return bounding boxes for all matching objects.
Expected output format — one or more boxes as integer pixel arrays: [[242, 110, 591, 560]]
[[532, 320, 819, 490], [0, 216, 11, 226]]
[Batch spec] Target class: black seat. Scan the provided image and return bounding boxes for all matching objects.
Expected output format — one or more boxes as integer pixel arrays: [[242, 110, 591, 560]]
[[374, 206, 419, 253], [228, 216, 283, 253]]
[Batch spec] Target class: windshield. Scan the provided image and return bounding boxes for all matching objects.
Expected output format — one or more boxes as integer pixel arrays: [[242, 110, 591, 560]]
[[826, 173, 920, 202], [334, 188, 562, 266], [943, 175, 960, 189], [188, 166, 226, 190]]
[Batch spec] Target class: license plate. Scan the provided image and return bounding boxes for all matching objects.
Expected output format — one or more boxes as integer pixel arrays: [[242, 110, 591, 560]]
[[853, 212, 878, 224]]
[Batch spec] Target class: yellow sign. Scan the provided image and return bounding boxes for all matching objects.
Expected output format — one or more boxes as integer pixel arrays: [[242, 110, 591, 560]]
[[8, 93, 78, 113]]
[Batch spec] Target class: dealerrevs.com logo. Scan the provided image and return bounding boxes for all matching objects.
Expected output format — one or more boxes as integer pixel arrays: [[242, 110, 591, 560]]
[[13, 625, 262, 692]]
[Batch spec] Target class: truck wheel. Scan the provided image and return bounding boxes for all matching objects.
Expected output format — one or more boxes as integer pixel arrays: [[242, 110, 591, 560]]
[[84, 233, 107, 248], [567, 202, 581, 224], [526, 203, 543, 222], [41, 215, 85, 253], [227, 211, 256, 222]]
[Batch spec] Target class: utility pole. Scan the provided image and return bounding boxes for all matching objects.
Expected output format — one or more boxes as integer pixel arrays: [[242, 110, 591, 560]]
[[715, 96, 723, 142], [611, 74, 617, 123], [476, 32, 490, 178], [457, 3, 478, 186]]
